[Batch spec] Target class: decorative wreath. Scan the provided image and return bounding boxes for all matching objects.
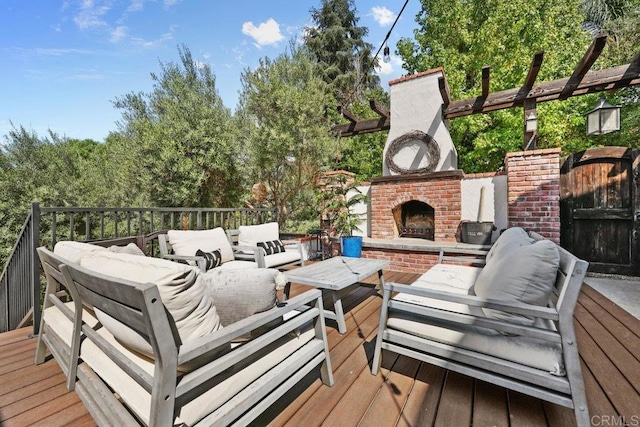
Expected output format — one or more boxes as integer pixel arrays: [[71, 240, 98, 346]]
[[385, 130, 441, 175]]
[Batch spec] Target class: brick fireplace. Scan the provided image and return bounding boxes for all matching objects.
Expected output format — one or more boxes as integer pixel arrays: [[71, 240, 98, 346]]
[[370, 170, 463, 242]]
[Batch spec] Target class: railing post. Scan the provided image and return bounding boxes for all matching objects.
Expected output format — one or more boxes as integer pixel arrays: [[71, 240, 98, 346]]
[[31, 201, 41, 336]]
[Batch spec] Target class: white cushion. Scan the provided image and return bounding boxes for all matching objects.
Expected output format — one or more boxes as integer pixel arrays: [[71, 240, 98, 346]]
[[79, 251, 222, 357], [473, 239, 560, 325], [168, 228, 234, 264], [53, 241, 109, 264], [109, 242, 146, 256], [387, 313, 564, 375], [44, 302, 315, 426], [238, 222, 280, 247], [263, 249, 302, 268]]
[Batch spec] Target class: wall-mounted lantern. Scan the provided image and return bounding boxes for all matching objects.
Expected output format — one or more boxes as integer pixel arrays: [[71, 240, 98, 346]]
[[586, 96, 620, 135], [525, 111, 538, 133]]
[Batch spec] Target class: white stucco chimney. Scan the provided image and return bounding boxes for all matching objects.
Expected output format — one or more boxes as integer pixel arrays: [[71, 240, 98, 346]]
[[382, 68, 457, 176]]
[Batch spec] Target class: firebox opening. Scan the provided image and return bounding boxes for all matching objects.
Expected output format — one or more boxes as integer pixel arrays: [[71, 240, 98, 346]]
[[393, 201, 435, 240]]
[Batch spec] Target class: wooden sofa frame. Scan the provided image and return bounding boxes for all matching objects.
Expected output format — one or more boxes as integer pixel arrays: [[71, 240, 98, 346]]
[[36, 247, 333, 426], [372, 232, 590, 426]]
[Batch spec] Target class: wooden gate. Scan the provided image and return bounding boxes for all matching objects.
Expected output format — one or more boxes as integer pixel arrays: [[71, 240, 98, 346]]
[[561, 147, 640, 275]]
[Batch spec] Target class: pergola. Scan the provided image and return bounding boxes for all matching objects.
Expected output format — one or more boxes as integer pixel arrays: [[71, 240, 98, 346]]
[[332, 34, 640, 149]]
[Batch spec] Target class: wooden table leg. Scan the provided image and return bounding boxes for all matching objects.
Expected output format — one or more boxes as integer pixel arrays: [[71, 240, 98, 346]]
[[331, 291, 347, 334]]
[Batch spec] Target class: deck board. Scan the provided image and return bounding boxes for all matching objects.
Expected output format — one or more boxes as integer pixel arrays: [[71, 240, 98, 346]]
[[0, 267, 639, 426]]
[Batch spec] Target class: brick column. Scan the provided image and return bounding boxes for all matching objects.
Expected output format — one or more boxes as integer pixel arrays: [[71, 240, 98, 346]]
[[505, 148, 561, 243]]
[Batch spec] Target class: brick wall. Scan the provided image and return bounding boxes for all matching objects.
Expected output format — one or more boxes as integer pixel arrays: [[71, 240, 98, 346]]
[[506, 148, 561, 243], [362, 248, 440, 273], [369, 171, 463, 241]]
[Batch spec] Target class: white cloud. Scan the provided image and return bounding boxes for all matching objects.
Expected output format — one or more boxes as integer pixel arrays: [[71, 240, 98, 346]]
[[131, 28, 174, 48], [372, 6, 395, 26], [73, 0, 111, 30], [32, 48, 94, 56], [164, 0, 181, 7], [375, 55, 403, 75], [127, 0, 144, 12], [110, 26, 128, 43], [242, 18, 284, 47]]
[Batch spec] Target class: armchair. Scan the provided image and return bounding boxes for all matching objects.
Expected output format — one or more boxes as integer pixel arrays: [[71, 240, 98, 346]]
[[158, 227, 261, 271], [227, 222, 304, 269]]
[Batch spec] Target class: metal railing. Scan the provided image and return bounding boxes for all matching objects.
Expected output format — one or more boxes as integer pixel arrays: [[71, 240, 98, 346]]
[[0, 202, 276, 334]]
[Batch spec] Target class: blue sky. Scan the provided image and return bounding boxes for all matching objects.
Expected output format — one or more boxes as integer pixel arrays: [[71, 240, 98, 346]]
[[0, 0, 420, 142]]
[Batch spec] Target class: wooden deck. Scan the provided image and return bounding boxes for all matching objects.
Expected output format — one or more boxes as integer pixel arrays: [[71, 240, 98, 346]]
[[1, 269, 639, 426]]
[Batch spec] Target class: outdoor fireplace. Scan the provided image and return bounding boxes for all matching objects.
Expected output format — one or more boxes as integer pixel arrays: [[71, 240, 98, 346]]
[[393, 201, 434, 239]]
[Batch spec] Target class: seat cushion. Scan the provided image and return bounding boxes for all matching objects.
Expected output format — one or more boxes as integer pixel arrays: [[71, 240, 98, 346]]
[[386, 312, 564, 375], [263, 249, 302, 268], [44, 302, 315, 426], [79, 251, 222, 358], [168, 228, 234, 263], [473, 238, 560, 325]]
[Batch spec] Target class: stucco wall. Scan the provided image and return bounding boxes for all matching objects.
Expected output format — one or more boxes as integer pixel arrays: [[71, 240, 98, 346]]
[[461, 174, 508, 242]]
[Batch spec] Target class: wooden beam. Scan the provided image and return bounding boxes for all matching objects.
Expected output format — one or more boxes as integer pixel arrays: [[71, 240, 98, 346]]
[[445, 62, 640, 119], [337, 106, 360, 123], [369, 99, 390, 118], [516, 50, 544, 102], [612, 50, 640, 89], [331, 116, 390, 137], [438, 76, 451, 109], [482, 66, 490, 99], [559, 33, 607, 99]]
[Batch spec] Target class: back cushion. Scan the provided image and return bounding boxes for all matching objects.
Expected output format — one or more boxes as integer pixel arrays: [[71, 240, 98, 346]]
[[485, 227, 532, 263], [54, 241, 110, 264], [238, 222, 279, 248], [473, 239, 560, 326], [79, 252, 222, 357], [168, 228, 234, 263]]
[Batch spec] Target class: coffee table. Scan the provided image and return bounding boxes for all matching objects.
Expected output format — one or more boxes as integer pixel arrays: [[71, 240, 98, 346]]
[[284, 257, 389, 334]]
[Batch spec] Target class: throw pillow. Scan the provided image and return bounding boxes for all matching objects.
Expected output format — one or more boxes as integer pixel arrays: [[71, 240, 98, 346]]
[[201, 268, 285, 327], [485, 227, 532, 263], [53, 241, 110, 264], [257, 239, 286, 255], [196, 248, 222, 270], [473, 239, 560, 326], [168, 228, 234, 264], [108, 242, 146, 257], [79, 251, 222, 358]]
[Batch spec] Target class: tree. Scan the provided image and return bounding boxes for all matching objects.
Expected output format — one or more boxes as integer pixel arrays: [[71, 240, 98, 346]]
[[238, 44, 338, 226], [112, 45, 242, 208], [397, 0, 598, 172], [304, 0, 380, 106]]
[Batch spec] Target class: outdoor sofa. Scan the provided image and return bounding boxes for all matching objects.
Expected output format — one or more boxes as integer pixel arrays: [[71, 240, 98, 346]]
[[227, 222, 305, 269], [372, 227, 590, 426], [35, 240, 333, 426]]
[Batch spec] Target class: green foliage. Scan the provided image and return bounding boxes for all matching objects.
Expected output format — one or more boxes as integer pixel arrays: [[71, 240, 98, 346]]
[[112, 45, 242, 207], [397, 0, 640, 170], [238, 44, 339, 225], [335, 89, 389, 179], [318, 173, 367, 236], [305, 0, 380, 105]]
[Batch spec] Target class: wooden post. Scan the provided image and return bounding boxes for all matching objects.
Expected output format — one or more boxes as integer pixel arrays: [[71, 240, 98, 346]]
[[524, 99, 537, 150]]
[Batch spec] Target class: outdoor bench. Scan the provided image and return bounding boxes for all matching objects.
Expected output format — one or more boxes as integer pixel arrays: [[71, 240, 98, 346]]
[[35, 242, 333, 426], [372, 227, 590, 426]]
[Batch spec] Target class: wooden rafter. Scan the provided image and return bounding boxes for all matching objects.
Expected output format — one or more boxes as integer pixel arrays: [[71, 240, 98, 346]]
[[331, 37, 640, 137], [481, 66, 490, 99], [438, 76, 451, 108], [369, 99, 390, 118], [559, 33, 607, 99], [516, 51, 544, 102], [337, 106, 361, 123]]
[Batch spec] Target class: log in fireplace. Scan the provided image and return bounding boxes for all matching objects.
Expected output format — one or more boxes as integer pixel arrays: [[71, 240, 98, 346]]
[[393, 200, 435, 240]]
